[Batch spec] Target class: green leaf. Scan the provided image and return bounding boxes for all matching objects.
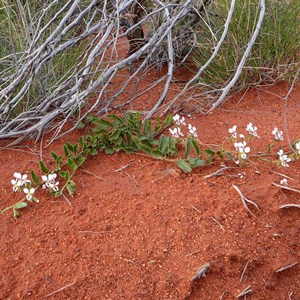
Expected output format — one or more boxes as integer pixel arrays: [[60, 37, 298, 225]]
[[59, 170, 66, 177], [55, 156, 63, 171], [191, 139, 200, 156], [66, 142, 74, 153], [159, 135, 168, 154], [216, 151, 224, 159], [224, 151, 234, 161], [151, 149, 163, 159], [190, 158, 206, 168], [65, 171, 70, 181], [14, 202, 28, 209], [90, 148, 98, 155], [39, 161, 49, 174], [51, 151, 58, 160], [67, 157, 77, 171], [205, 149, 216, 161], [73, 143, 78, 154], [63, 145, 69, 157], [105, 148, 114, 155], [98, 119, 113, 127], [109, 129, 121, 141], [176, 159, 192, 173], [185, 139, 191, 158], [122, 147, 135, 154], [79, 136, 85, 146], [204, 149, 215, 156], [31, 170, 40, 185], [66, 181, 76, 196], [137, 143, 152, 155], [132, 135, 141, 146], [77, 156, 86, 167]]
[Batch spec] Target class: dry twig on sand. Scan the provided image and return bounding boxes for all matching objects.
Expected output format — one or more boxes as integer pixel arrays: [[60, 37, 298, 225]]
[[232, 184, 260, 217], [275, 262, 298, 273], [191, 262, 210, 281], [236, 285, 252, 298]]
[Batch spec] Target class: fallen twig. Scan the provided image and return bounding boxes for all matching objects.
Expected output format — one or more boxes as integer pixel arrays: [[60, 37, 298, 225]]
[[192, 205, 201, 216], [271, 170, 294, 181], [272, 182, 300, 194], [279, 204, 300, 209], [44, 280, 77, 298], [275, 262, 298, 273], [112, 161, 134, 173], [236, 285, 252, 298], [203, 166, 238, 179], [209, 216, 225, 231], [79, 168, 104, 180], [123, 171, 139, 186], [191, 262, 210, 281], [240, 260, 251, 282], [232, 184, 260, 217], [186, 250, 201, 257]]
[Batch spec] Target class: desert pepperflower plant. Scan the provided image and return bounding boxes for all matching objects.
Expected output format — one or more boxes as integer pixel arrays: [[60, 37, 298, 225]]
[[1, 112, 300, 218]]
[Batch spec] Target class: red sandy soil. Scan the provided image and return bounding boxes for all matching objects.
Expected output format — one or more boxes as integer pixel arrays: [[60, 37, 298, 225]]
[[0, 80, 300, 299]]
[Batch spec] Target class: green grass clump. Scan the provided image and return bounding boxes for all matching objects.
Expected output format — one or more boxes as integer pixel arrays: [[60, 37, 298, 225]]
[[192, 0, 300, 88]]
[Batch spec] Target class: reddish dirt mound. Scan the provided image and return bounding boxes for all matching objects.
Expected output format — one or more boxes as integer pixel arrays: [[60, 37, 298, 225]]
[[0, 82, 300, 299]]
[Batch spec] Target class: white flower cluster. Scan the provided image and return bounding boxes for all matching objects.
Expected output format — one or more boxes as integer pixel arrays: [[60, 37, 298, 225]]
[[169, 127, 184, 138], [229, 123, 260, 139], [272, 127, 284, 141], [234, 141, 250, 160], [277, 149, 291, 167], [229, 123, 259, 163], [11, 172, 30, 192], [42, 174, 59, 191], [229, 125, 237, 138], [11, 172, 59, 202], [169, 114, 198, 138], [173, 114, 186, 126], [246, 123, 259, 138]]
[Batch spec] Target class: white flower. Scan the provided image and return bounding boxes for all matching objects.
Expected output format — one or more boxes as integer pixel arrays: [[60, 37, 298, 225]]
[[277, 149, 291, 167], [229, 125, 237, 138], [188, 124, 198, 138], [246, 123, 259, 138], [42, 173, 59, 191], [11, 172, 30, 192], [239, 134, 245, 139], [169, 127, 184, 138], [295, 141, 300, 154], [13, 172, 30, 186], [11, 178, 22, 192], [173, 114, 186, 126], [272, 127, 284, 141], [234, 141, 250, 159], [280, 178, 288, 186], [23, 187, 35, 201]]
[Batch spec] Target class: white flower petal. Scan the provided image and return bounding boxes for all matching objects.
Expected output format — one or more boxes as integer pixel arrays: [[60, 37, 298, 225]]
[[14, 172, 21, 179]]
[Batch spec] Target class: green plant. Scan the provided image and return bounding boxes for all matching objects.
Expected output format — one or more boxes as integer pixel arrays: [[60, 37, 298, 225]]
[[2, 112, 300, 218]]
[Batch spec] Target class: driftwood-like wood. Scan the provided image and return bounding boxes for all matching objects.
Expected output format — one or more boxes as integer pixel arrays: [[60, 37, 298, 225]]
[[0, 0, 268, 143]]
